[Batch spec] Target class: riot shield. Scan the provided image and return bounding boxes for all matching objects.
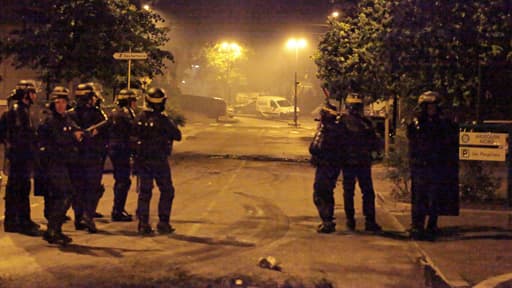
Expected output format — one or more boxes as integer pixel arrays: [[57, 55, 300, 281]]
[[438, 122, 459, 216]]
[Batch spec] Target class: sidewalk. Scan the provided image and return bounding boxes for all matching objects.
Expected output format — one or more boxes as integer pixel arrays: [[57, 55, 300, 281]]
[[372, 166, 512, 288]]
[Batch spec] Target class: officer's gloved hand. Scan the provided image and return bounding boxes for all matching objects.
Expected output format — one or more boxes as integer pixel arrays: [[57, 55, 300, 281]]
[[74, 131, 84, 142]]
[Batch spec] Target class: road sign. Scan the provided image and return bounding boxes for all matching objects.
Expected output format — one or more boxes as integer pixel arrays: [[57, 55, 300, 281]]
[[459, 132, 508, 147], [459, 146, 507, 162], [459, 132, 508, 161], [113, 52, 148, 60]]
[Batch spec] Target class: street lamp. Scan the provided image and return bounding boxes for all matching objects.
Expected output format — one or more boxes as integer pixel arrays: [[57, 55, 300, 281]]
[[286, 38, 307, 127], [219, 41, 241, 105], [331, 11, 340, 18]]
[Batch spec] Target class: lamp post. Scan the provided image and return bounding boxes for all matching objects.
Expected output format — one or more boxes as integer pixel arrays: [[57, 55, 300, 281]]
[[286, 38, 307, 127]]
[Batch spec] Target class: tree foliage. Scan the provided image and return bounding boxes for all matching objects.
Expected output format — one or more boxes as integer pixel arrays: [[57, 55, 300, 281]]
[[315, 0, 392, 101], [0, 0, 173, 93], [202, 42, 248, 101], [204, 42, 247, 85], [315, 0, 511, 120]]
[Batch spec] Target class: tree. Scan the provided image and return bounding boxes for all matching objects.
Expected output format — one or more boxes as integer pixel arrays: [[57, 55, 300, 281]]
[[314, 0, 393, 101], [203, 41, 247, 104], [315, 0, 511, 120], [389, 0, 511, 119], [0, 0, 173, 95]]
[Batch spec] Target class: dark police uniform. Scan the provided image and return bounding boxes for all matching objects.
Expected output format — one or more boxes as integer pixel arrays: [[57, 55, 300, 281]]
[[135, 87, 181, 235], [109, 90, 138, 221], [407, 91, 459, 240], [68, 84, 108, 232], [407, 104, 457, 240], [0, 85, 40, 235], [38, 88, 80, 244], [339, 111, 382, 231], [311, 104, 345, 233]]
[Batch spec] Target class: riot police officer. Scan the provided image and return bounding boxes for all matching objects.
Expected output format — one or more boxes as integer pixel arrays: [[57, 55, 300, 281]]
[[311, 101, 345, 234], [0, 80, 41, 235], [68, 82, 108, 233], [109, 88, 138, 222], [38, 87, 83, 244], [407, 91, 456, 240], [339, 93, 382, 232], [134, 87, 181, 235]]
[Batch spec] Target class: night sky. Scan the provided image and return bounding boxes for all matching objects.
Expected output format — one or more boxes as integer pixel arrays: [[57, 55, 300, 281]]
[[154, 0, 331, 43]]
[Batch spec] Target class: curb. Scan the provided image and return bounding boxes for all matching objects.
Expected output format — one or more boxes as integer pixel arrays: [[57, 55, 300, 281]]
[[173, 152, 311, 163], [376, 191, 472, 288], [474, 273, 512, 288]]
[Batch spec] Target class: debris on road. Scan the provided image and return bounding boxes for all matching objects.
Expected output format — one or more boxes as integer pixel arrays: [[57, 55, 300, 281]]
[[258, 256, 282, 271]]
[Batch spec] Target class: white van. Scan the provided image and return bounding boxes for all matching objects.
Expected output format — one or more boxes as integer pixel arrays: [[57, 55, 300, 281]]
[[255, 96, 298, 119]]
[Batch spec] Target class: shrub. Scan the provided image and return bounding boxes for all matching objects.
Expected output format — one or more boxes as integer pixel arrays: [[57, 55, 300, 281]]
[[459, 161, 501, 202], [385, 133, 411, 201]]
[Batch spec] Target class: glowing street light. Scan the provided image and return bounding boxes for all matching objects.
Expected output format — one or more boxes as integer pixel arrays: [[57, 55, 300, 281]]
[[220, 42, 242, 59], [286, 37, 307, 127], [331, 11, 340, 18], [143, 4, 150, 11], [286, 38, 307, 50]]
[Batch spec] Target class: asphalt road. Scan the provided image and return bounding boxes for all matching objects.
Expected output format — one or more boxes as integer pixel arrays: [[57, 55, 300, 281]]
[[0, 115, 424, 287]]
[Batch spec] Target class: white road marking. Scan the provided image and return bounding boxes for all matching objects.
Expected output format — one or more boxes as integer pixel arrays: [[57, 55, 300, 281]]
[[0, 236, 46, 276], [188, 161, 246, 235]]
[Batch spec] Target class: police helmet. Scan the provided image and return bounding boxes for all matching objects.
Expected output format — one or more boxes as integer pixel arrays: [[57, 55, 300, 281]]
[[117, 89, 138, 101], [50, 86, 70, 102], [15, 80, 37, 93], [145, 87, 167, 104], [418, 91, 441, 105], [12, 80, 37, 101], [345, 93, 363, 113], [7, 89, 16, 101], [345, 93, 363, 105], [75, 82, 104, 103], [48, 86, 70, 111]]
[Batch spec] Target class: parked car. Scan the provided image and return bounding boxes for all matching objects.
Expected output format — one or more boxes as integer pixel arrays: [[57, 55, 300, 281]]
[[178, 94, 227, 119], [233, 100, 257, 114], [255, 96, 298, 119]]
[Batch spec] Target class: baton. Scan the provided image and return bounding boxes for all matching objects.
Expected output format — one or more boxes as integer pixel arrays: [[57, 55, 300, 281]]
[[85, 119, 108, 133]]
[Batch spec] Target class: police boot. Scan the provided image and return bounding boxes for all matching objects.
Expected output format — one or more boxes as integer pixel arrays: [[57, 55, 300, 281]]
[[74, 217, 87, 230], [43, 229, 59, 244], [425, 222, 439, 241], [81, 215, 97, 233], [3, 219, 19, 233], [19, 219, 42, 237], [426, 225, 440, 236], [316, 221, 336, 234], [138, 216, 154, 236], [364, 218, 382, 232], [57, 233, 73, 245], [346, 217, 356, 231], [56, 228, 73, 245], [409, 227, 425, 241], [156, 221, 175, 234], [43, 229, 72, 245], [426, 216, 439, 236], [111, 210, 133, 222]]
